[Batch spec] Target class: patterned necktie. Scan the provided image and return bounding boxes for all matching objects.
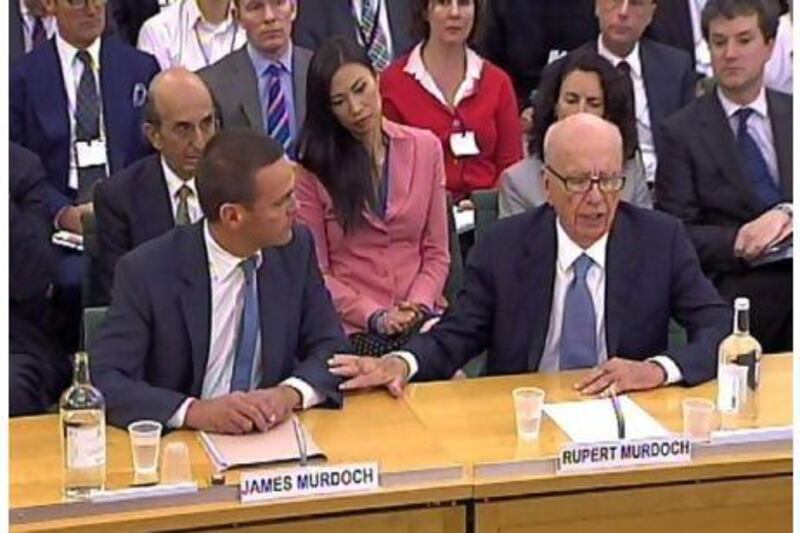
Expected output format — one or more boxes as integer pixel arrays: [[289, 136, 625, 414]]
[[265, 64, 292, 153], [360, 0, 391, 70], [175, 185, 193, 226], [560, 254, 598, 370], [230, 257, 260, 392], [735, 108, 782, 207], [75, 50, 106, 202], [31, 17, 47, 48]]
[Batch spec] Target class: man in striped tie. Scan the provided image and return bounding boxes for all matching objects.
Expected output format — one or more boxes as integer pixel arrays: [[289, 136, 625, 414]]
[[199, 0, 313, 158]]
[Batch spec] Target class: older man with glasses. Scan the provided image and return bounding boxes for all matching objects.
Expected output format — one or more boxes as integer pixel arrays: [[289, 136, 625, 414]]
[[11, 0, 160, 351], [329, 113, 730, 398]]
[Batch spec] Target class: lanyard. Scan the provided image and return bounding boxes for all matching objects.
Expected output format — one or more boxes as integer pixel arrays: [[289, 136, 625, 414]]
[[351, 0, 382, 50]]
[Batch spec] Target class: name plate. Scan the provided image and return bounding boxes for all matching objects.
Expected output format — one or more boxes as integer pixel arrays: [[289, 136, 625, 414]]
[[558, 437, 691, 474], [240, 462, 379, 503]]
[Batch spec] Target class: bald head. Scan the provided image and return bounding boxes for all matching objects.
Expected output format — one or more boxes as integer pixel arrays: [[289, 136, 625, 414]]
[[143, 68, 217, 180], [543, 113, 623, 169]]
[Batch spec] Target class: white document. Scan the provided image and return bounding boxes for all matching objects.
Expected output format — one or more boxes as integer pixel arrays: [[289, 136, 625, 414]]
[[453, 207, 475, 234], [543, 396, 670, 443]]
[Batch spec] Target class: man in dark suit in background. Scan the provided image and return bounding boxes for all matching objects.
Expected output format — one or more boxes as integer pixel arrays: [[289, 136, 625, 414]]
[[10, 0, 160, 351], [10, 0, 57, 63], [656, 0, 791, 352], [479, 0, 599, 108], [199, 0, 309, 156], [93, 68, 217, 305], [10, 144, 63, 416], [294, 0, 415, 70], [330, 114, 730, 395], [541, 0, 696, 188], [91, 130, 348, 433], [108, 0, 160, 45]]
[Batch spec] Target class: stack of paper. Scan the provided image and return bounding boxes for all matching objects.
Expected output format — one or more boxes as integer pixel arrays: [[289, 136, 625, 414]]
[[543, 396, 669, 442], [199, 416, 326, 471]]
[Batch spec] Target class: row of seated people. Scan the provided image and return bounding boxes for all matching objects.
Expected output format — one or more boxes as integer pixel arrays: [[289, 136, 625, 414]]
[[10, 0, 792, 421]]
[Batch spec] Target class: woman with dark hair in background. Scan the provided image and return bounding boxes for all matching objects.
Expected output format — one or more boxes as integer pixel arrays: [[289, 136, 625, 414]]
[[296, 37, 450, 355], [499, 50, 652, 218], [380, 0, 522, 206]]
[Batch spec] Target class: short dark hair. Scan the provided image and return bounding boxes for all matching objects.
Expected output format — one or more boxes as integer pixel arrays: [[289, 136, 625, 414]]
[[701, 0, 780, 42], [410, 0, 483, 45], [531, 50, 638, 160], [197, 129, 285, 222]]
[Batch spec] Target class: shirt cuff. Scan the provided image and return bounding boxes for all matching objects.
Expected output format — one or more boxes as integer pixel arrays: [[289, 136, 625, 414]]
[[167, 397, 195, 429], [647, 355, 683, 385], [383, 350, 419, 380], [281, 377, 324, 409]]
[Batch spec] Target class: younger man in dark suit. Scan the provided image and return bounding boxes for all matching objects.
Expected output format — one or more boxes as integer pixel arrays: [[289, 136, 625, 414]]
[[93, 68, 217, 305], [656, 0, 792, 352], [91, 130, 348, 433], [330, 114, 730, 396]]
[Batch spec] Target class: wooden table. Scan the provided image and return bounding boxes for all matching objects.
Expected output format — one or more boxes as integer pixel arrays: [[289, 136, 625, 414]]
[[405, 354, 793, 533], [10, 356, 792, 532]]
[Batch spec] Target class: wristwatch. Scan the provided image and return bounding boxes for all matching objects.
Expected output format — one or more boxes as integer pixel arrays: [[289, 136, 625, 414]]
[[774, 203, 793, 219]]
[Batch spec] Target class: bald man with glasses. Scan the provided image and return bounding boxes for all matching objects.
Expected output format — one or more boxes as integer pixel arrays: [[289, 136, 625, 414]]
[[330, 113, 730, 397]]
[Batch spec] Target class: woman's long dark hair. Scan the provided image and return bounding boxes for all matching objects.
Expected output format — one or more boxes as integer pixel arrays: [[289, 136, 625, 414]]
[[298, 37, 376, 232], [530, 50, 639, 160]]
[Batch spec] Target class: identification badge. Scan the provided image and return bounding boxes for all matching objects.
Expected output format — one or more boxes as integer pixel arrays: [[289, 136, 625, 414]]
[[449, 131, 480, 157], [75, 139, 108, 168]]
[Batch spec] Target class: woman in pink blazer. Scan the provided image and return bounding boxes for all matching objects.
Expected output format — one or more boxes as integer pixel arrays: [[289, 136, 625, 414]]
[[296, 37, 450, 354]]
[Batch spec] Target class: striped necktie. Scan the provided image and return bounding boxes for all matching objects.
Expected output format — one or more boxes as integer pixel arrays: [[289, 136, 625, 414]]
[[360, 0, 391, 70], [735, 108, 782, 207], [265, 64, 292, 153]]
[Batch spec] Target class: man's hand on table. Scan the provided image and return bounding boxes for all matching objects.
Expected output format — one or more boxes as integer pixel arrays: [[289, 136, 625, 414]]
[[574, 358, 667, 396], [328, 354, 410, 397], [184, 386, 301, 434]]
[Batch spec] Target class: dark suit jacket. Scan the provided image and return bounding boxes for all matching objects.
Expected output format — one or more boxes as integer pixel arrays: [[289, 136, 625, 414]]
[[478, 0, 598, 106], [405, 204, 730, 386], [10, 0, 24, 64], [93, 154, 174, 305], [90, 223, 348, 428], [10, 37, 160, 216], [293, 0, 415, 58], [645, 0, 696, 68], [10, 143, 61, 400], [198, 46, 311, 137], [110, 0, 160, 45], [655, 90, 793, 275], [540, 39, 695, 158]]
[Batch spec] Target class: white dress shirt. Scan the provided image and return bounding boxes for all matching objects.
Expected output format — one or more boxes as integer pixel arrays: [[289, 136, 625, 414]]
[[161, 157, 202, 224], [55, 35, 106, 194], [18, 0, 57, 53], [351, 0, 394, 60], [598, 37, 658, 184], [717, 86, 780, 185], [403, 43, 484, 108], [137, 0, 246, 71], [396, 220, 682, 384], [688, 0, 713, 77], [168, 222, 323, 428], [764, 14, 793, 94], [540, 222, 682, 381]]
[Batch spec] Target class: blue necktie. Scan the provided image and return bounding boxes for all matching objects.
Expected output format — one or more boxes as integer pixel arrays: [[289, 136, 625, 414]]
[[560, 254, 598, 370], [230, 257, 259, 392], [265, 64, 292, 153], [735, 108, 782, 208]]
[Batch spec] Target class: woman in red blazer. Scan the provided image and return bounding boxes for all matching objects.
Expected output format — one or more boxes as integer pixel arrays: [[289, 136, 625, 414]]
[[296, 37, 450, 354], [380, 0, 523, 202]]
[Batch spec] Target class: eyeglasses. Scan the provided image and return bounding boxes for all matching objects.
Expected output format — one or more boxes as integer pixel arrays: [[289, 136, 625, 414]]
[[64, 0, 108, 8], [545, 165, 626, 194]]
